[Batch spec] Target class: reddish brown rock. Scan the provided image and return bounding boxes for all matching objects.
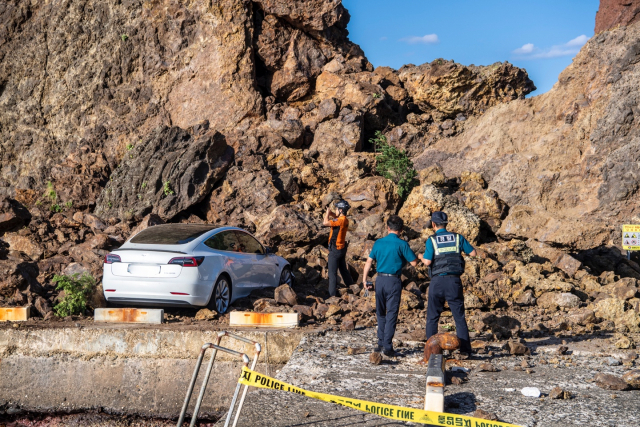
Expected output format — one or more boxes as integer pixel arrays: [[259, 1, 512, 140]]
[[507, 341, 531, 356], [594, 373, 631, 391], [313, 303, 329, 318], [369, 351, 382, 365], [622, 370, 640, 389], [596, 0, 640, 33], [472, 409, 498, 421], [292, 305, 314, 319], [477, 363, 499, 372], [274, 284, 298, 306], [0, 197, 31, 233], [341, 317, 356, 331], [1, 233, 43, 261], [549, 386, 571, 399]]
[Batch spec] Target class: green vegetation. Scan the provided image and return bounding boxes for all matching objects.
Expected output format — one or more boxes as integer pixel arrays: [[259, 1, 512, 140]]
[[65, 201, 73, 208], [370, 131, 417, 199], [163, 180, 175, 196], [372, 93, 381, 99], [52, 273, 95, 317], [107, 201, 112, 208], [126, 143, 134, 150], [121, 34, 128, 42], [46, 181, 57, 202], [50, 204, 62, 213], [141, 181, 147, 190]]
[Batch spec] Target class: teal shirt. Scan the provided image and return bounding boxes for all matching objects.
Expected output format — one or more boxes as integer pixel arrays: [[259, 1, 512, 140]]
[[369, 233, 417, 276]]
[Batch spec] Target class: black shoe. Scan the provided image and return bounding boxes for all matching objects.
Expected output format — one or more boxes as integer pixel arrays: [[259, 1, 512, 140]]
[[373, 345, 383, 353], [383, 349, 400, 358]]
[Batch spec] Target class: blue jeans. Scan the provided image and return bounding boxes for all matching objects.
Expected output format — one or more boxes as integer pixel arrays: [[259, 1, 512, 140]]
[[375, 275, 402, 351], [426, 275, 471, 353]]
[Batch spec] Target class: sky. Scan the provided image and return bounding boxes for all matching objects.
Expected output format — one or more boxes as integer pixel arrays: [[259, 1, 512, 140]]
[[342, 0, 600, 95]]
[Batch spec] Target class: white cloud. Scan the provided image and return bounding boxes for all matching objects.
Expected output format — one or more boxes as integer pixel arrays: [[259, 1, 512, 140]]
[[513, 43, 535, 55], [379, 36, 388, 41], [400, 34, 440, 44], [512, 35, 589, 59], [565, 35, 589, 47]]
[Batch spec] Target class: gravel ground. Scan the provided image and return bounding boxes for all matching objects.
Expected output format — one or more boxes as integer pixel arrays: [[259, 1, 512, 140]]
[[225, 329, 640, 427]]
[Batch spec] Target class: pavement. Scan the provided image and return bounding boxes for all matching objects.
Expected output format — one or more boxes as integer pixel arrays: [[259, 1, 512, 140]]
[[225, 329, 640, 427]]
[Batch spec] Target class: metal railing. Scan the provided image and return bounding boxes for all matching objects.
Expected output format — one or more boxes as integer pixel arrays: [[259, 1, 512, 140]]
[[177, 331, 262, 427]]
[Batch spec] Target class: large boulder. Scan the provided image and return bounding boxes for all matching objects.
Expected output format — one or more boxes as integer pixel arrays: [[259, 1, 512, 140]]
[[497, 206, 611, 250], [537, 292, 581, 310], [254, 205, 317, 246], [342, 176, 400, 214], [96, 126, 233, 221], [526, 240, 582, 277], [309, 113, 365, 181], [398, 60, 535, 117], [205, 167, 281, 228], [399, 183, 480, 243]]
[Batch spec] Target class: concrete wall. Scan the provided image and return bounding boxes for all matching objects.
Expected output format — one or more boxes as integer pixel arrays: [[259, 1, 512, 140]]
[[0, 324, 308, 418]]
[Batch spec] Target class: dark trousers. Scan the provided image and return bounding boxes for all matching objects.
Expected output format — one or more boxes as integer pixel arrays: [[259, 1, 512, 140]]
[[426, 275, 472, 353], [375, 275, 402, 351], [328, 246, 353, 297]]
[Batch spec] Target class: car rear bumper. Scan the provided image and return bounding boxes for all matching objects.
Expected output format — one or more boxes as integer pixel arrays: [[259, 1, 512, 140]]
[[106, 297, 193, 307], [102, 270, 212, 306]]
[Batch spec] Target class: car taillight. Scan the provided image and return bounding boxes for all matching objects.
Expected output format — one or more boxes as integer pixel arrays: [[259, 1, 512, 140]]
[[168, 257, 204, 267], [104, 254, 121, 264]]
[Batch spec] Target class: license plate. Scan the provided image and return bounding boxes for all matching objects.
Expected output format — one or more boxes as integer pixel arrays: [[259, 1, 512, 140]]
[[127, 265, 161, 276]]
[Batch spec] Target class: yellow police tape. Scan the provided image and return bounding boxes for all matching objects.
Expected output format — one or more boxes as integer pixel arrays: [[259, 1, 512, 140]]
[[238, 367, 522, 427]]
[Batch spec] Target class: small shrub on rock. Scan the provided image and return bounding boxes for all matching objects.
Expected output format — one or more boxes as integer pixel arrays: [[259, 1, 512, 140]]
[[52, 273, 95, 317], [371, 131, 417, 198]]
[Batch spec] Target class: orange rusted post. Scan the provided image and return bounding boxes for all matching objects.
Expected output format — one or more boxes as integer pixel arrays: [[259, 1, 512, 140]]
[[420, 333, 460, 364]]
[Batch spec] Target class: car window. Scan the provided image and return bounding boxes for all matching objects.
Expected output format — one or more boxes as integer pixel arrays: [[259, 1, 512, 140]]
[[235, 232, 265, 255], [130, 224, 218, 244], [204, 231, 240, 252]]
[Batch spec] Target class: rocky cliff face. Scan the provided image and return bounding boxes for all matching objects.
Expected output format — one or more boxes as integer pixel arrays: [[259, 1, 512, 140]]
[[414, 23, 640, 251], [0, 0, 639, 336], [596, 0, 640, 33]]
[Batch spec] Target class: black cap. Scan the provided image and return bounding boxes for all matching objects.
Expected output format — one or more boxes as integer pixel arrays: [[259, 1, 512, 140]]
[[431, 211, 448, 224]]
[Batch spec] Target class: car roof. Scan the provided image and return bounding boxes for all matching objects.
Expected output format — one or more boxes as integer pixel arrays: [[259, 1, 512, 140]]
[[125, 224, 250, 245]]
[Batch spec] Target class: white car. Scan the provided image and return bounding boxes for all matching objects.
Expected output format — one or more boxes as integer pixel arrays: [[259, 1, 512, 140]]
[[102, 224, 292, 313]]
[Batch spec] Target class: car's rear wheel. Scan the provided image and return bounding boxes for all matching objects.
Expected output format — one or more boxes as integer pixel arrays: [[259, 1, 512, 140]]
[[211, 276, 232, 314], [279, 266, 294, 288]]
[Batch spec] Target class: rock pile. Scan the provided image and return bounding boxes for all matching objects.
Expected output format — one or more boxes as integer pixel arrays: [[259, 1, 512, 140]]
[[0, 0, 638, 341]]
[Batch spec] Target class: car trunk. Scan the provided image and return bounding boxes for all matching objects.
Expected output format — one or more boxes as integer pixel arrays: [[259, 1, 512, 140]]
[[110, 250, 184, 278]]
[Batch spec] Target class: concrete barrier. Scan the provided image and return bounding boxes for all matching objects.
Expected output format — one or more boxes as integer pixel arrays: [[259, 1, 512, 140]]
[[0, 325, 310, 418], [229, 312, 298, 328], [94, 308, 164, 324], [0, 306, 30, 321]]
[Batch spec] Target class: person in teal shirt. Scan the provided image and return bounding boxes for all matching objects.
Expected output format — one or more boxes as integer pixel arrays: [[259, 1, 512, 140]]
[[362, 215, 417, 357]]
